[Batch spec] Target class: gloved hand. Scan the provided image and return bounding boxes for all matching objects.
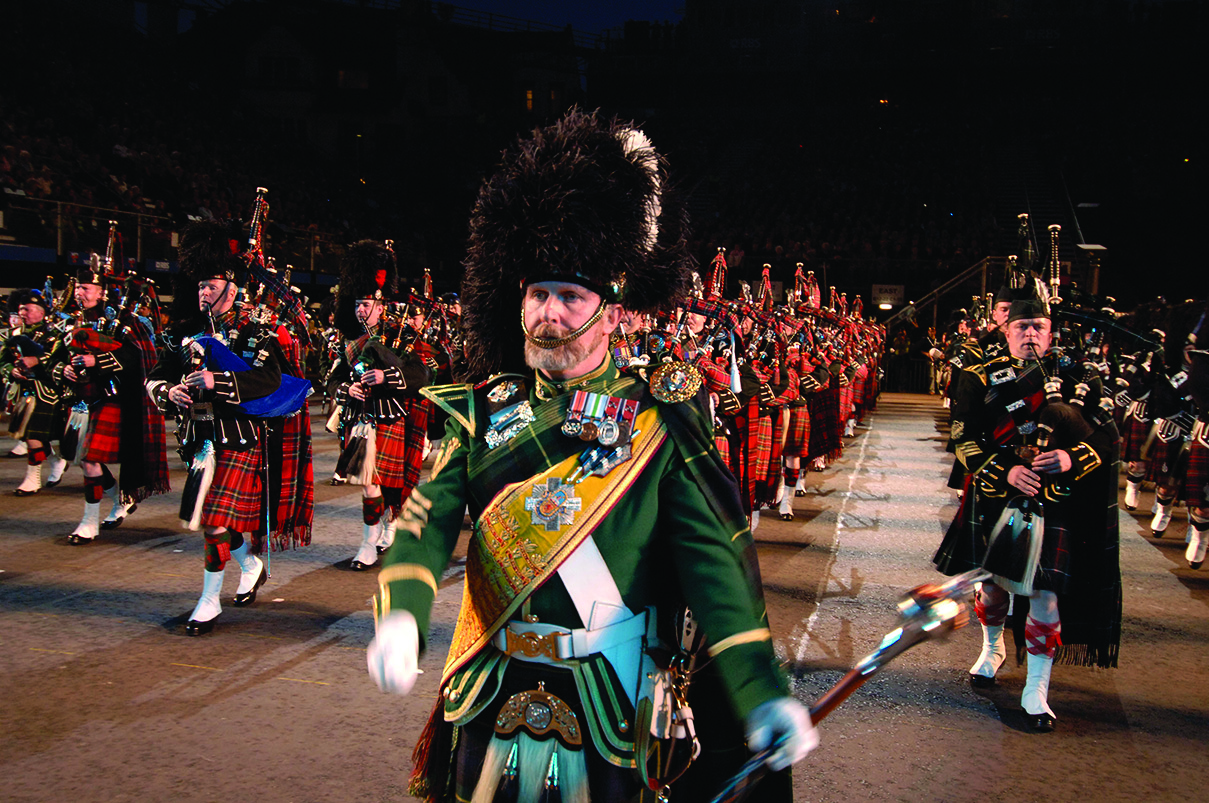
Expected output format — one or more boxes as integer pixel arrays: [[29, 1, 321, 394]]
[[367, 610, 421, 695], [744, 697, 819, 771]]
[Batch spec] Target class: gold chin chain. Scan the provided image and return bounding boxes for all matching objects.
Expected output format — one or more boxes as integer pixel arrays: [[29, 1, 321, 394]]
[[521, 300, 607, 350]]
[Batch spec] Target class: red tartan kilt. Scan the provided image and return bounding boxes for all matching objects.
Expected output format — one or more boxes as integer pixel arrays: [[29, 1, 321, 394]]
[[1120, 412, 1151, 462], [373, 418, 411, 488], [715, 435, 730, 466], [372, 402, 429, 496], [752, 415, 773, 482], [782, 406, 811, 456], [1182, 437, 1208, 507], [203, 446, 265, 533], [82, 400, 123, 464]]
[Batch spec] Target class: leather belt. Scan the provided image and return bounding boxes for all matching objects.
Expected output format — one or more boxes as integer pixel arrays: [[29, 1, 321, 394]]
[[492, 613, 647, 665]]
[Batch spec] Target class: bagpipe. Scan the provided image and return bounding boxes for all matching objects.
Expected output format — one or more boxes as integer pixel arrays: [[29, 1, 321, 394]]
[[239, 188, 311, 365]]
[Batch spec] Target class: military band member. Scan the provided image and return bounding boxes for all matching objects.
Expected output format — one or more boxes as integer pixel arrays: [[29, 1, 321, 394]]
[[3, 287, 68, 495], [934, 295, 1122, 732], [58, 258, 170, 543], [327, 240, 432, 570], [146, 221, 313, 636], [366, 110, 815, 802]]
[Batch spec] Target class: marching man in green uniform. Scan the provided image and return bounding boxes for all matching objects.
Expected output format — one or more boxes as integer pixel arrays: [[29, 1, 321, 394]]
[[366, 110, 815, 802]]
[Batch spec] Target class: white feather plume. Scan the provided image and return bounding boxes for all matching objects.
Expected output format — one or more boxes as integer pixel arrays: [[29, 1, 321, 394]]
[[618, 127, 662, 252]]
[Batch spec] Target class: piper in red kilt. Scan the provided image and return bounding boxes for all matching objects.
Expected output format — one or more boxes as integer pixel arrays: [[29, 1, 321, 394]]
[[146, 219, 313, 637], [779, 344, 816, 518], [328, 241, 433, 571], [56, 257, 170, 544]]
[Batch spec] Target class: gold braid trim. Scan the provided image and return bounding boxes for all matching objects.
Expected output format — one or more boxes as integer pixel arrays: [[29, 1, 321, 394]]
[[376, 564, 439, 621], [521, 299, 607, 349], [707, 628, 772, 657]]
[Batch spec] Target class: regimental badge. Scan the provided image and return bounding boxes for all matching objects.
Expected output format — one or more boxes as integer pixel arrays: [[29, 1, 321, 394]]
[[989, 366, 1017, 386], [649, 361, 702, 404], [524, 478, 582, 531], [485, 401, 535, 449], [488, 380, 521, 407]]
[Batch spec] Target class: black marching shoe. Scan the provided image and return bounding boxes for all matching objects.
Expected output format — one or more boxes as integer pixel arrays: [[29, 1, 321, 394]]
[[1027, 712, 1055, 733], [185, 618, 217, 637], [969, 673, 996, 689], [233, 563, 267, 606]]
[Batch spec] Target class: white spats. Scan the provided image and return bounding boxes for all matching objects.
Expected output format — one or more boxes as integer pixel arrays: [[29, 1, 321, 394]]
[[189, 569, 225, 625], [15, 463, 42, 496], [45, 453, 68, 486], [1021, 652, 1057, 718], [1124, 479, 1141, 510], [352, 521, 384, 569], [1186, 526, 1208, 570], [969, 624, 1006, 681], [70, 501, 102, 543], [1151, 502, 1173, 536]]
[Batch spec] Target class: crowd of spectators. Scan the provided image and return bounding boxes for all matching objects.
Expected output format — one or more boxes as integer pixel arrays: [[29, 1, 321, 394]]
[[3, 7, 1002, 307], [684, 106, 1004, 302]]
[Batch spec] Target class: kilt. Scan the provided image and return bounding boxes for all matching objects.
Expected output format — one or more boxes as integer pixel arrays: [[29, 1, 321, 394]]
[[806, 387, 842, 461], [82, 400, 122, 464], [751, 414, 773, 496], [1120, 406, 1151, 462], [1148, 436, 1187, 487], [270, 409, 313, 553], [782, 405, 811, 457], [839, 381, 855, 424], [1184, 433, 1208, 507], [203, 445, 266, 534], [370, 400, 429, 515], [715, 434, 730, 466]]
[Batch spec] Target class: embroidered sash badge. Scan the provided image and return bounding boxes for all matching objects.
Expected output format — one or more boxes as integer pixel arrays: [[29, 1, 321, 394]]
[[525, 478, 582, 531]]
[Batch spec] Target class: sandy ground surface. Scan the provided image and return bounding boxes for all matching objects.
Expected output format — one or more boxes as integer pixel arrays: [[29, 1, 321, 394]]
[[1, 392, 1206, 802]]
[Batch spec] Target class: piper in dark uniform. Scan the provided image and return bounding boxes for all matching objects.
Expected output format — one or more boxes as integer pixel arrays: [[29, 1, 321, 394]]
[[366, 110, 815, 802], [935, 294, 1122, 732], [58, 256, 170, 543], [3, 287, 67, 495], [327, 240, 432, 571], [146, 221, 313, 636]]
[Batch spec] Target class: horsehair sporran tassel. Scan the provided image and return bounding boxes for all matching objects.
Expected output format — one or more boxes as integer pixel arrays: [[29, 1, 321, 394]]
[[983, 500, 1044, 596], [181, 439, 216, 531], [470, 733, 518, 803], [515, 732, 556, 803], [555, 741, 590, 803], [62, 403, 89, 464], [355, 421, 377, 487]]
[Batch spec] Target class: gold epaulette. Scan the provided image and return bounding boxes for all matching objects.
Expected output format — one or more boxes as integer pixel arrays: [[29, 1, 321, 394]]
[[421, 382, 476, 437]]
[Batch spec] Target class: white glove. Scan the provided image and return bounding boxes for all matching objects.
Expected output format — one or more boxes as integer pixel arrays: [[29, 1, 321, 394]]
[[366, 610, 421, 695], [745, 697, 818, 771]]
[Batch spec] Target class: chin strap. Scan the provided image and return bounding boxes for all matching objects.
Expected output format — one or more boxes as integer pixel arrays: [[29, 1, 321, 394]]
[[521, 299, 607, 350]]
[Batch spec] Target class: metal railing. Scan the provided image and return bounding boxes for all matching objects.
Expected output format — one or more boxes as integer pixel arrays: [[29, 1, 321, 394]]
[[882, 256, 1011, 330], [0, 196, 348, 292]]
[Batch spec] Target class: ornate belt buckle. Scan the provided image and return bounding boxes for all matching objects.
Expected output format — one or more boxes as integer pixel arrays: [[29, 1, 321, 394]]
[[504, 627, 566, 661]]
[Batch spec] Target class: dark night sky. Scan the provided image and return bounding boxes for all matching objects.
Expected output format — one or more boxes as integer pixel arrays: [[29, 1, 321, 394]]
[[426, 1, 684, 34]]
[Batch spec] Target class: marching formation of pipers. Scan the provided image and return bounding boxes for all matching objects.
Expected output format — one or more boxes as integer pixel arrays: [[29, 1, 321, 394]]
[[0, 188, 884, 638], [0, 130, 1204, 798]]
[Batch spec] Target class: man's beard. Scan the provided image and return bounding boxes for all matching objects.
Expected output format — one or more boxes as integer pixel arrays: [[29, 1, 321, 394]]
[[524, 322, 602, 374]]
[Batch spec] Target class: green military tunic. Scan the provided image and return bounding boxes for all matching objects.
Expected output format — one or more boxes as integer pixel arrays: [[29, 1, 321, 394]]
[[376, 356, 789, 799]]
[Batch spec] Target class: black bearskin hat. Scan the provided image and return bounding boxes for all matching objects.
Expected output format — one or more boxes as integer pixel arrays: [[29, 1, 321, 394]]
[[335, 239, 397, 339], [1007, 297, 1050, 323], [171, 220, 244, 326], [77, 252, 109, 286], [460, 108, 693, 379], [10, 287, 49, 312]]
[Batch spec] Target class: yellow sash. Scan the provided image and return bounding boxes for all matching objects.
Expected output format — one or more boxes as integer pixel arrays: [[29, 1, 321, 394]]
[[441, 406, 665, 683]]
